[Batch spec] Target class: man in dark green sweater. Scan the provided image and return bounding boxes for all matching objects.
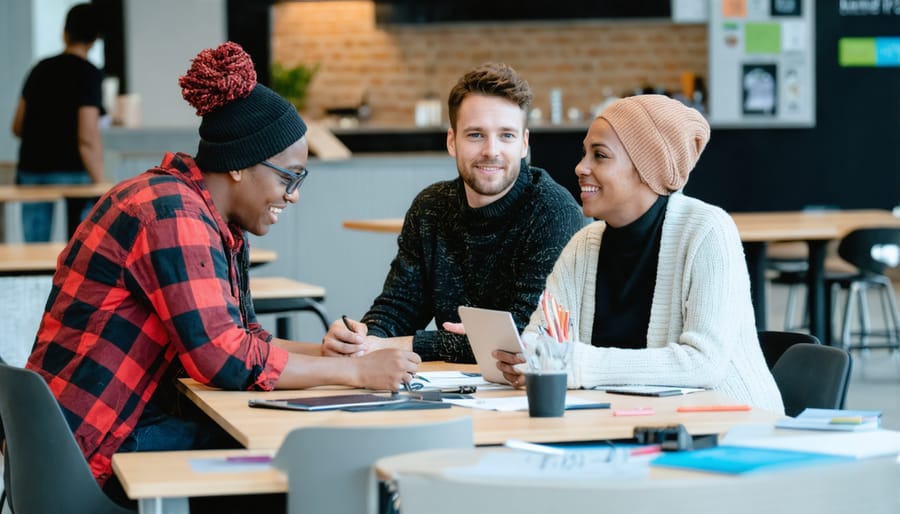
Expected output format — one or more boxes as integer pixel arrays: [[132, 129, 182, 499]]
[[323, 62, 583, 366]]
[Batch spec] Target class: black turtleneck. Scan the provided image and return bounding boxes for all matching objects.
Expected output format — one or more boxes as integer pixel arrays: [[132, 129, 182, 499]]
[[591, 194, 668, 349]]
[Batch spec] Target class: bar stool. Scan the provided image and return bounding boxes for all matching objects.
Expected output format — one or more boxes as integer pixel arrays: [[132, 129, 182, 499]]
[[826, 227, 900, 352]]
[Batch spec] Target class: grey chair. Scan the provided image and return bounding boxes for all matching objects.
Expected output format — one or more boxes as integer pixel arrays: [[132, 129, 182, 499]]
[[757, 330, 822, 370], [271, 417, 473, 514], [770, 343, 852, 417], [0, 363, 135, 514]]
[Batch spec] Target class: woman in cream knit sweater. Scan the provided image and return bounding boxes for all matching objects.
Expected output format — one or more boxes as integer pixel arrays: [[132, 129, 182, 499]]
[[496, 95, 784, 414]]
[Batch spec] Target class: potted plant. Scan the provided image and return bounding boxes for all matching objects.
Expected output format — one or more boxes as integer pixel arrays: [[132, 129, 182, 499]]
[[270, 62, 319, 112]]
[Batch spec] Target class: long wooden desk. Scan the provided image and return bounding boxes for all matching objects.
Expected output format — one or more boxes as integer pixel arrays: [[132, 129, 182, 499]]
[[117, 361, 776, 513], [178, 363, 777, 450], [113, 449, 284, 498], [0, 183, 113, 202], [250, 276, 329, 337], [0, 183, 113, 240], [0, 242, 65, 275], [732, 209, 900, 344], [343, 210, 900, 344], [0, 243, 277, 275], [342, 218, 405, 234]]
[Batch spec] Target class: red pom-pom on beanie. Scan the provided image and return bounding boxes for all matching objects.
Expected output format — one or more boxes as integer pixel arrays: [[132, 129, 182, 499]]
[[182, 41, 307, 172], [179, 41, 257, 116]]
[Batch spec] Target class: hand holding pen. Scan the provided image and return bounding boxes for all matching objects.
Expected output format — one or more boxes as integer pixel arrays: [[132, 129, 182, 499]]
[[321, 315, 369, 357]]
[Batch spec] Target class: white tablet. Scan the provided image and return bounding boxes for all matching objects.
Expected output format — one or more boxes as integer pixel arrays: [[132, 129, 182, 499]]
[[458, 306, 524, 384]]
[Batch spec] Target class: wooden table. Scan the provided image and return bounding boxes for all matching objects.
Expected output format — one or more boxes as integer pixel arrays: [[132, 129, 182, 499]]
[[113, 448, 285, 514], [115, 361, 778, 513], [178, 363, 778, 450], [0, 243, 277, 275], [0, 183, 113, 240], [250, 277, 328, 337], [732, 209, 900, 343], [0, 242, 65, 275], [342, 218, 405, 234], [343, 210, 900, 344]]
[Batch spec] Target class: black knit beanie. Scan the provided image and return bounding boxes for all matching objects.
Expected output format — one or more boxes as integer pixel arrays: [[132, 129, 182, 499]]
[[179, 42, 308, 172]]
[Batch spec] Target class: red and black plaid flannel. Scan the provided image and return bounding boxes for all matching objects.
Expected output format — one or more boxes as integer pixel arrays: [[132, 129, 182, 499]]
[[27, 152, 288, 484]]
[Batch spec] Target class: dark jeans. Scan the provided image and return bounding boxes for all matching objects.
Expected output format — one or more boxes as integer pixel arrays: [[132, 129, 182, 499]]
[[16, 170, 92, 242], [102, 402, 285, 513]]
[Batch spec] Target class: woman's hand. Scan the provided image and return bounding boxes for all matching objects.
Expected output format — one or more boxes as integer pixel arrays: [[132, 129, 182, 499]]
[[493, 349, 526, 388]]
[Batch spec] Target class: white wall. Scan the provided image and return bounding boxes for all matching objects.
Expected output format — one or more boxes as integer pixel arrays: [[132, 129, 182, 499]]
[[1, 0, 36, 163], [1, 0, 103, 163], [124, 0, 226, 128], [33, 0, 104, 64]]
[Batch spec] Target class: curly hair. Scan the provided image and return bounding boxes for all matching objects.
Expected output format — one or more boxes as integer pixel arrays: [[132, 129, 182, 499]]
[[447, 62, 533, 130]]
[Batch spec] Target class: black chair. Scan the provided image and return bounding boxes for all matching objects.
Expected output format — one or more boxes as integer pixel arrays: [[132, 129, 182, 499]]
[[757, 330, 822, 370], [826, 227, 900, 352], [0, 363, 135, 514], [770, 343, 852, 417]]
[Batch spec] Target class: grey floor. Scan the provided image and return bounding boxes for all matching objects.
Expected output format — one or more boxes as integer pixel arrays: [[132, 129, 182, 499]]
[[767, 281, 900, 430]]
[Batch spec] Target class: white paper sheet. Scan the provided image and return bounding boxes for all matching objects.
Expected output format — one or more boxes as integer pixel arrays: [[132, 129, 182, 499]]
[[444, 395, 603, 412]]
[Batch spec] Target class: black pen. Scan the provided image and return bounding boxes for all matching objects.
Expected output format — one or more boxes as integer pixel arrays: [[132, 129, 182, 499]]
[[343, 315, 410, 392], [341, 314, 365, 355]]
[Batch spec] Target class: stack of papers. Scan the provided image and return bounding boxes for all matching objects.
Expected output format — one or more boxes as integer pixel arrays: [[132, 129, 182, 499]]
[[723, 423, 900, 459], [775, 408, 881, 432], [410, 371, 510, 391]]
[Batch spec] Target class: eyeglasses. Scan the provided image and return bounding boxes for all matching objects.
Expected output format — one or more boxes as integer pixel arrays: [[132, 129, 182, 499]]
[[260, 160, 309, 195]]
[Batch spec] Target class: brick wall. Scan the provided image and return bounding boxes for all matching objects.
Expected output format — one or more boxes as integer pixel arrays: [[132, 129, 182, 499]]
[[272, 1, 708, 126]]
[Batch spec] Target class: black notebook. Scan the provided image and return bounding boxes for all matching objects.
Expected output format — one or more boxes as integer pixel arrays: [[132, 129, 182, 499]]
[[248, 393, 408, 411]]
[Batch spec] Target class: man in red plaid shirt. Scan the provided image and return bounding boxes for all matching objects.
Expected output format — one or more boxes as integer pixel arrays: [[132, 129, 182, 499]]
[[26, 42, 420, 504]]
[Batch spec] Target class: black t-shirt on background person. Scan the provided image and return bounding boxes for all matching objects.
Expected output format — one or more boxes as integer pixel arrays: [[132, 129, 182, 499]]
[[18, 53, 103, 172]]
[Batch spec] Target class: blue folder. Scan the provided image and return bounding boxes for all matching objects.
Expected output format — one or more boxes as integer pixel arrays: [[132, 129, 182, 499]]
[[651, 445, 853, 474]]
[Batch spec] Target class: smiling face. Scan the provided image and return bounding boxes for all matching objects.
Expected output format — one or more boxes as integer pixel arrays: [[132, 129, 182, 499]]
[[229, 136, 309, 236], [447, 94, 529, 209], [576, 117, 658, 227]]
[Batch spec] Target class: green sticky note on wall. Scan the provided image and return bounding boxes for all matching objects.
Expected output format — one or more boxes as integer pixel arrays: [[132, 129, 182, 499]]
[[839, 38, 876, 67], [745, 23, 781, 54]]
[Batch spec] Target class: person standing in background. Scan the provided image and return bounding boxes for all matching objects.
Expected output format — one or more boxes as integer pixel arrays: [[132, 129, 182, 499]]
[[11, 3, 104, 242]]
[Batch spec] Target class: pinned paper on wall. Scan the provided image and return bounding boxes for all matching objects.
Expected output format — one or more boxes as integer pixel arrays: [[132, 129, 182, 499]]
[[745, 22, 781, 54], [709, 0, 814, 126], [722, 0, 747, 18], [781, 20, 807, 51], [742, 64, 778, 115], [771, 0, 802, 16]]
